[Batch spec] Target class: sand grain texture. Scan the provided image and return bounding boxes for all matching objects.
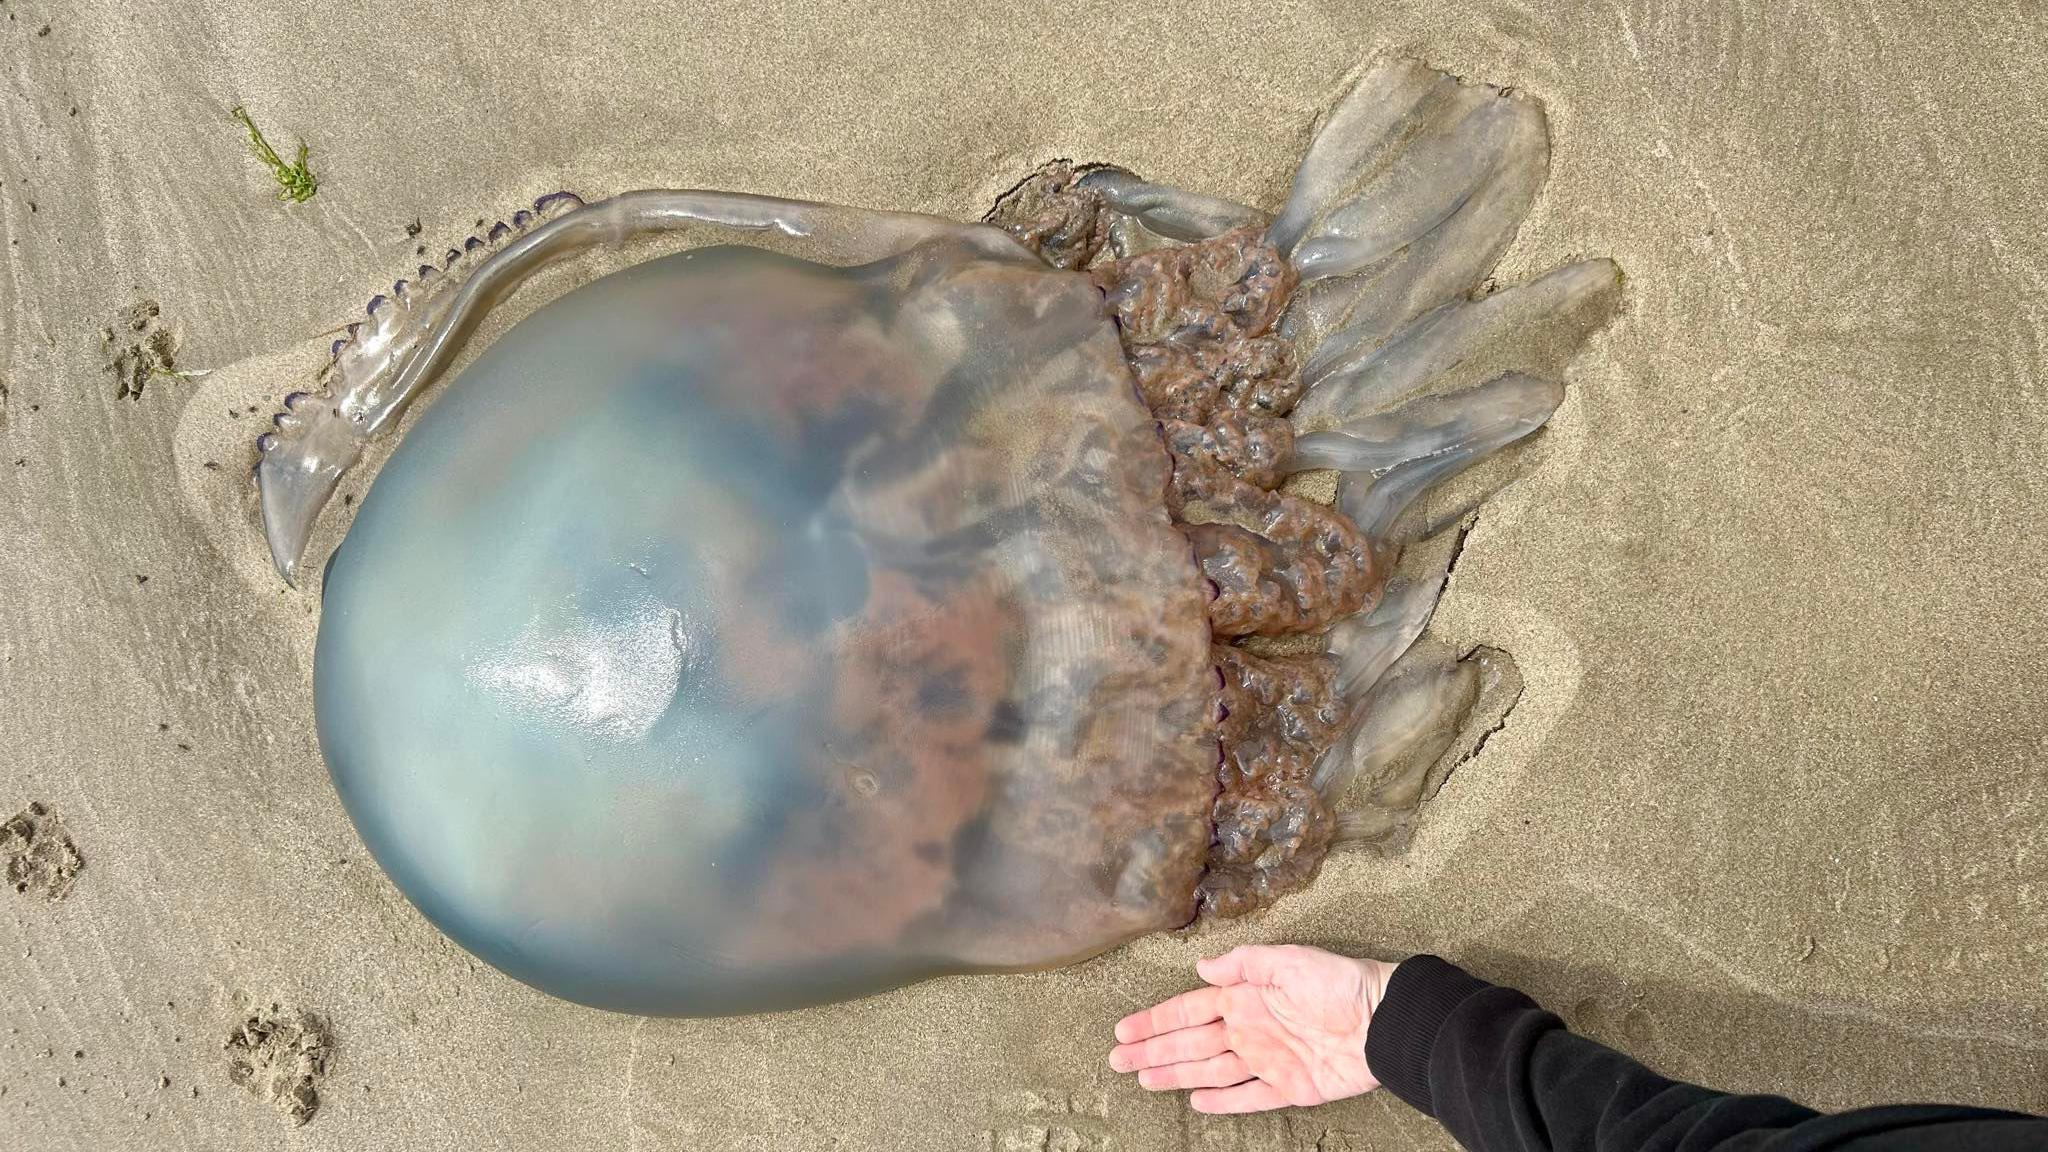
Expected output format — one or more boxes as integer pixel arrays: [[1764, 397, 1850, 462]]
[[2, 1, 2044, 1148]]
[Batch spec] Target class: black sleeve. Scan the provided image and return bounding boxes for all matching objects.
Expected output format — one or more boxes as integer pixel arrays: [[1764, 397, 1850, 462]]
[[1363, 954, 2045, 1152]]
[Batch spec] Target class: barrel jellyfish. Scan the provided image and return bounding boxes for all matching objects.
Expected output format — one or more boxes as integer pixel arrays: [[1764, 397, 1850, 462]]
[[254, 57, 1620, 1015]]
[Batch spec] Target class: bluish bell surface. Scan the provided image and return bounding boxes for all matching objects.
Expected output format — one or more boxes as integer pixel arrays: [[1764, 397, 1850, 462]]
[[314, 241, 1218, 1016]]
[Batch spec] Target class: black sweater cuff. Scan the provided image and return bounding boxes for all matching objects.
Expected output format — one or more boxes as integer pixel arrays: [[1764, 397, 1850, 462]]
[[1364, 954, 1498, 1117]]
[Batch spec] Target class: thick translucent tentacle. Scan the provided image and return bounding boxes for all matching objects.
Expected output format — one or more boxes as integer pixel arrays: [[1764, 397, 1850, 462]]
[[1300, 378, 1556, 814], [1292, 259, 1620, 430], [1267, 57, 1549, 356], [1076, 166, 1269, 242], [1287, 97, 1531, 283], [255, 192, 586, 586], [1193, 56, 1614, 878], [1332, 373, 1563, 545], [1313, 641, 1480, 812], [1102, 214, 1176, 260], [1325, 547, 1453, 705], [1289, 371, 1563, 477], [255, 190, 1017, 583], [1268, 59, 1460, 257]]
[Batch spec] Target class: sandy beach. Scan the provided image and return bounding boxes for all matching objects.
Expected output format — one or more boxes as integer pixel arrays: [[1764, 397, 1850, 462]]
[[3, 1, 2045, 1148]]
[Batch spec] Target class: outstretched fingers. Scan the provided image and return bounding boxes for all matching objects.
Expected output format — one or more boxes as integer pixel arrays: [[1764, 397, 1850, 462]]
[[1113, 985, 1227, 1044], [1108, 1021, 1230, 1074], [1190, 1079, 1291, 1115], [1136, 1052, 1253, 1092]]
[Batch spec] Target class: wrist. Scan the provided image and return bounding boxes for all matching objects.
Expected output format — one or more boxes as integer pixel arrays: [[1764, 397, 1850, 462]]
[[1358, 956, 1397, 1017], [1355, 957, 1397, 1091]]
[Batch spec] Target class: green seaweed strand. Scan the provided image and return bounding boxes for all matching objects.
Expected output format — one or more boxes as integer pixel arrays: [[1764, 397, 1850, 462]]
[[230, 106, 318, 203]]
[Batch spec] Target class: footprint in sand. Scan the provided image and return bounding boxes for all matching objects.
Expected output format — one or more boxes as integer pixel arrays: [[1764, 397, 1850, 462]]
[[1, 801, 84, 899]]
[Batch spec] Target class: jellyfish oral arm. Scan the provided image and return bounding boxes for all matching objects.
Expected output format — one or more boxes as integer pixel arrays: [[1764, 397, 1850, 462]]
[[1064, 57, 1626, 912], [1076, 166, 1268, 243], [256, 191, 1019, 584]]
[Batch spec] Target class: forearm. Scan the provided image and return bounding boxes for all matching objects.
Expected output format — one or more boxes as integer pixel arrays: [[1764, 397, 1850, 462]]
[[1364, 955, 2043, 1152]]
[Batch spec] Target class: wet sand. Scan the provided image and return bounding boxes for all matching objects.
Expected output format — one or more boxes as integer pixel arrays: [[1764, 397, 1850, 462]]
[[2, 1, 2044, 1148]]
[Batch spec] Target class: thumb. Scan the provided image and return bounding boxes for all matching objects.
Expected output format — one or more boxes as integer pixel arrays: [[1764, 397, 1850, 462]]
[[1197, 946, 1273, 987]]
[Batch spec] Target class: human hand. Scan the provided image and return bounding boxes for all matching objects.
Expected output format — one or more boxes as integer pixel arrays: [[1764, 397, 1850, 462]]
[[1107, 945, 1396, 1114]]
